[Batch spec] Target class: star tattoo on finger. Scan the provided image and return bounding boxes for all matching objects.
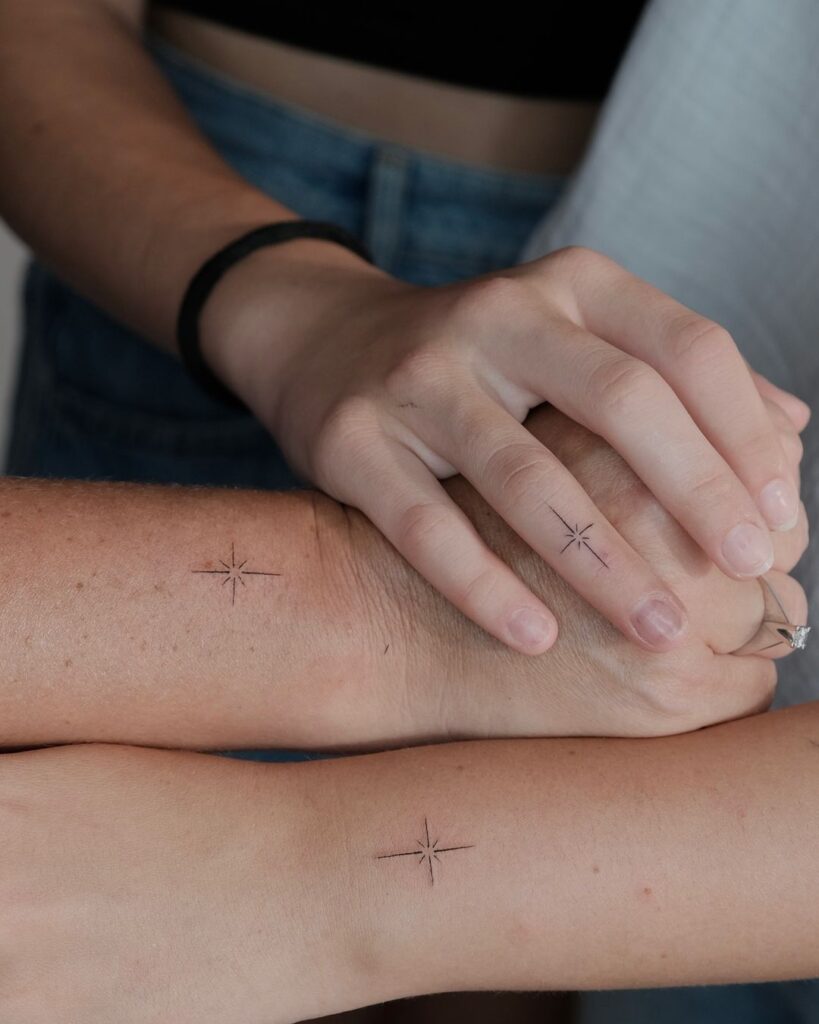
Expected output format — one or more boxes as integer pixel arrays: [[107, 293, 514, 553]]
[[549, 506, 608, 568]]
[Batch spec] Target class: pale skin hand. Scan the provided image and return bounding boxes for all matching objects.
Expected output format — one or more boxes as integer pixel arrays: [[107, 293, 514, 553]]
[[203, 241, 810, 658], [0, 2, 809, 659], [6, 700, 819, 1022], [381, 401, 809, 740], [0, 399, 807, 751]]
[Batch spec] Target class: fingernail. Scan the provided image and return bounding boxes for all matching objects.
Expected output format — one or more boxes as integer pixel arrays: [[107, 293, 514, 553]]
[[722, 522, 774, 576], [630, 595, 687, 649], [507, 608, 553, 652], [758, 477, 799, 531]]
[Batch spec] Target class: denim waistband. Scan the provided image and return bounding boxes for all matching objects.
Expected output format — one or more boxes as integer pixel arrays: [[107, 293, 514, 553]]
[[140, 28, 565, 202]]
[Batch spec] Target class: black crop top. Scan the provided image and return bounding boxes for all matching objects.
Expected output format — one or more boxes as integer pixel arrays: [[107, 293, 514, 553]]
[[151, 2, 648, 101]]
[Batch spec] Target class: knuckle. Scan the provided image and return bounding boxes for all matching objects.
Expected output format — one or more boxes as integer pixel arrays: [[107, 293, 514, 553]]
[[547, 244, 607, 276], [383, 342, 460, 406], [686, 466, 741, 509], [644, 673, 709, 725], [781, 430, 804, 465], [310, 396, 378, 481], [732, 428, 782, 467], [458, 564, 503, 612], [660, 660, 777, 730], [587, 356, 662, 419], [451, 274, 542, 325], [395, 501, 457, 559], [669, 316, 738, 369], [482, 441, 553, 510]]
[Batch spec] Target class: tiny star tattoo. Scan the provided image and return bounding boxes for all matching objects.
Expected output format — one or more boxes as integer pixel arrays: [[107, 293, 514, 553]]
[[375, 817, 474, 886], [549, 506, 608, 568], [192, 542, 281, 605]]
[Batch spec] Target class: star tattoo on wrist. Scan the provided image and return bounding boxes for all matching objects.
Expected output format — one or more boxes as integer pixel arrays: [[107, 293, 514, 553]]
[[374, 817, 474, 886]]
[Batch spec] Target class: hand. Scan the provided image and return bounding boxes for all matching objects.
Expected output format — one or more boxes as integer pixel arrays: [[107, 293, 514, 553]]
[[0, 743, 339, 1024], [359, 400, 808, 740], [201, 241, 809, 657]]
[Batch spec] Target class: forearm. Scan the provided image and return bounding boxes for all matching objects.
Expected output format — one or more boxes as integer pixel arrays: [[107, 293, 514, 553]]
[[306, 699, 819, 1005], [0, 475, 423, 750], [18, 700, 819, 1022], [0, 0, 383, 356]]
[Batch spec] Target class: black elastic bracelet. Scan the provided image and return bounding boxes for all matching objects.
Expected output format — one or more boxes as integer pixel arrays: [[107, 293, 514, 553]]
[[176, 219, 376, 409]]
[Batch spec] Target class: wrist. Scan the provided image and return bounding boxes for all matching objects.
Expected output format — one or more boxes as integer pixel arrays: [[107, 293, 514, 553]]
[[341, 499, 473, 746], [292, 491, 435, 750], [196, 234, 395, 416], [289, 755, 436, 1012]]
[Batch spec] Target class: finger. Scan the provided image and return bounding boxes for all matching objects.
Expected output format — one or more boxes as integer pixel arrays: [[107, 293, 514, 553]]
[[342, 438, 559, 655], [771, 501, 809, 574], [762, 396, 803, 493], [567, 259, 801, 534], [416, 393, 690, 652], [497, 319, 776, 582], [750, 368, 811, 433], [763, 395, 804, 458], [727, 571, 809, 659]]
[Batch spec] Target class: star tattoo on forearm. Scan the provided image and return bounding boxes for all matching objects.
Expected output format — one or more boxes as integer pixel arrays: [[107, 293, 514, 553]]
[[192, 542, 281, 605], [375, 817, 474, 886]]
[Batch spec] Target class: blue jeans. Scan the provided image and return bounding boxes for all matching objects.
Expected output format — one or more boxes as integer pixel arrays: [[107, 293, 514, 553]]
[[6, 28, 819, 1023], [577, 980, 819, 1024]]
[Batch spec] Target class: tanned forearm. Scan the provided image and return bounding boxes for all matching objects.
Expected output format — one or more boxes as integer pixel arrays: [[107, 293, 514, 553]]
[[0, 475, 426, 751], [0, 0, 383, 355], [0, 399, 803, 753], [8, 700, 819, 1021]]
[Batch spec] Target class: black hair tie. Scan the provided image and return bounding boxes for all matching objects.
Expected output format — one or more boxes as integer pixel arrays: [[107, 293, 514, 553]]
[[176, 219, 376, 408]]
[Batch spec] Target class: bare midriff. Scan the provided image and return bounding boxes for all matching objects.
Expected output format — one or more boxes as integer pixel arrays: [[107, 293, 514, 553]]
[[147, 7, 601, 176]]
